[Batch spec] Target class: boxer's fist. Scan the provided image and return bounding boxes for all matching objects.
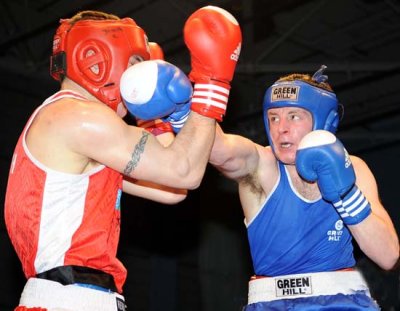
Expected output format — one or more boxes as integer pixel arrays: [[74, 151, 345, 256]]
[[137, 43, 174, 134], [184, 6, 242, 121], [184, 6, 241, 85], [296, 130, 371, 225], [120, 60, 193, 120], [149, 42, 164, 60], [136, 45, 188, 133], [296, 130, 354, 202]]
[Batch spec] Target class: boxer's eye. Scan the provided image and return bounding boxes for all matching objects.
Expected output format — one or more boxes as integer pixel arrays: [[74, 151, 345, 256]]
[[128, 55, 144, 67], [269, 116, 279, 123]]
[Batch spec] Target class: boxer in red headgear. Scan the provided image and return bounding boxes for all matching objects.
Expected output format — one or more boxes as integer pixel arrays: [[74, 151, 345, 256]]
[[5, 8, 241, 311], [50, 11, 150, 114]]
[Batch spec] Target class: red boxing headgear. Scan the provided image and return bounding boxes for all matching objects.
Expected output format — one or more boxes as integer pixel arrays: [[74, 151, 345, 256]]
[[50, 16, 150, 111]]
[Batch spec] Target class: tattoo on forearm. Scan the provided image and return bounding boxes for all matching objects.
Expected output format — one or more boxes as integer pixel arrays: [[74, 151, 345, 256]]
[[124, 131, 149, 175]]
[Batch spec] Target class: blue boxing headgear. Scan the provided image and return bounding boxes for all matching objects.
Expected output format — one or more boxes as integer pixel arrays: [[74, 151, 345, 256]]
[[263, 65, 339, 151]]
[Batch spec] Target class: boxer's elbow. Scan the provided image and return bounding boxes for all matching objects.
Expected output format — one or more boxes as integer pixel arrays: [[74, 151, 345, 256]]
[[376, 246, 399, 271], [384, 248, 400, 270], [179, 171, 204, 190], [186, 174, 203, 190], [158, 191, 188, 205], [173, 158, 205, 190]]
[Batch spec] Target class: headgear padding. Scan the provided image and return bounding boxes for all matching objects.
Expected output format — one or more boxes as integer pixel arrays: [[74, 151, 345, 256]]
[[50, 16, 150, 111], [263, 71, 339, 151]]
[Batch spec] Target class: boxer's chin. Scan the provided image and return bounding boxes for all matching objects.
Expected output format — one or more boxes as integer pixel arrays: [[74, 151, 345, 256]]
[[117, 102, 127, 118]]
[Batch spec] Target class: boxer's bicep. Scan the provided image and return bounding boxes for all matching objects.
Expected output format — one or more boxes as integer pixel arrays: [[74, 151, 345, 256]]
[[68, 105, 154, 176]]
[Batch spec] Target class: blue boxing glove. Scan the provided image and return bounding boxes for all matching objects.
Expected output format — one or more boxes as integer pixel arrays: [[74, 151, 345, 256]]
[[296, 130, 371, 225], [120, 60, 193, 121], [162, 101, 190, 133]]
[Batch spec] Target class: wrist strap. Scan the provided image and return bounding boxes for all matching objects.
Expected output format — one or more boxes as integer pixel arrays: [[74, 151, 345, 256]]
[[190, 81, 230, 121], [333, 185, 372, 225], [168, 110, 190, 133]]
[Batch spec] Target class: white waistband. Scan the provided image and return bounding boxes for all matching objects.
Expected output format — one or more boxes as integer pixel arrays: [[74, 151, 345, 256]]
[[19, 278, 126, 311], [248, 270, 371, 304]]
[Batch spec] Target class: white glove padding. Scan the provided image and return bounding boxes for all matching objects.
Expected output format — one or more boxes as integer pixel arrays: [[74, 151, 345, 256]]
[[120, 60, 193, 121]]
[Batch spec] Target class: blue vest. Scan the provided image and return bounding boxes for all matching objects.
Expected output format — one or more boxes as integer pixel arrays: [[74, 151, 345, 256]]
[[247, 162, 355, 276]]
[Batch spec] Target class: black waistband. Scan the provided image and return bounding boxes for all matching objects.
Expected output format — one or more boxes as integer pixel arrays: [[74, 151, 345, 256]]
[[36, 265, 117, 292]]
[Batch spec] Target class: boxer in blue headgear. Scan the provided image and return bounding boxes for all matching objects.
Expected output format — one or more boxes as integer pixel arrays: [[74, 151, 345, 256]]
[[263, 65, 339, 152], [209, 65, 398, 310]]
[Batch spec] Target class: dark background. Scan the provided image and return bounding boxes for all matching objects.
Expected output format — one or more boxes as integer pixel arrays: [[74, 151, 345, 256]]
[[0, 0, 399, 310]]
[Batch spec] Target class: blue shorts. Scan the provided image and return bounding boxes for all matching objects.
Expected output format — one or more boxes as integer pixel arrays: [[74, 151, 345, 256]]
[[243, 292, 380, 310]]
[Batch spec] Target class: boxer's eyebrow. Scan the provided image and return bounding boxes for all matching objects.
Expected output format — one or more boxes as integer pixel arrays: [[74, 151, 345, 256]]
[[124, 131, 149, 175]]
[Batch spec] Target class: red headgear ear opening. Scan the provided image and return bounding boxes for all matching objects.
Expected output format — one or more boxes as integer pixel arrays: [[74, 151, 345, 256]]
[[76, 40, 109, 84]]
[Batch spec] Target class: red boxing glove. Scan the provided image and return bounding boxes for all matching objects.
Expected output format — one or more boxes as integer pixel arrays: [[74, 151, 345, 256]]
[[136, 118, 174, 136], [184, 6, 242, 121], [149, 42, 165, 60]]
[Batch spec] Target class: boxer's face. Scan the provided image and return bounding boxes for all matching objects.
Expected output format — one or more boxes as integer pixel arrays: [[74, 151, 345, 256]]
[[267, 107, 312, 164]]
